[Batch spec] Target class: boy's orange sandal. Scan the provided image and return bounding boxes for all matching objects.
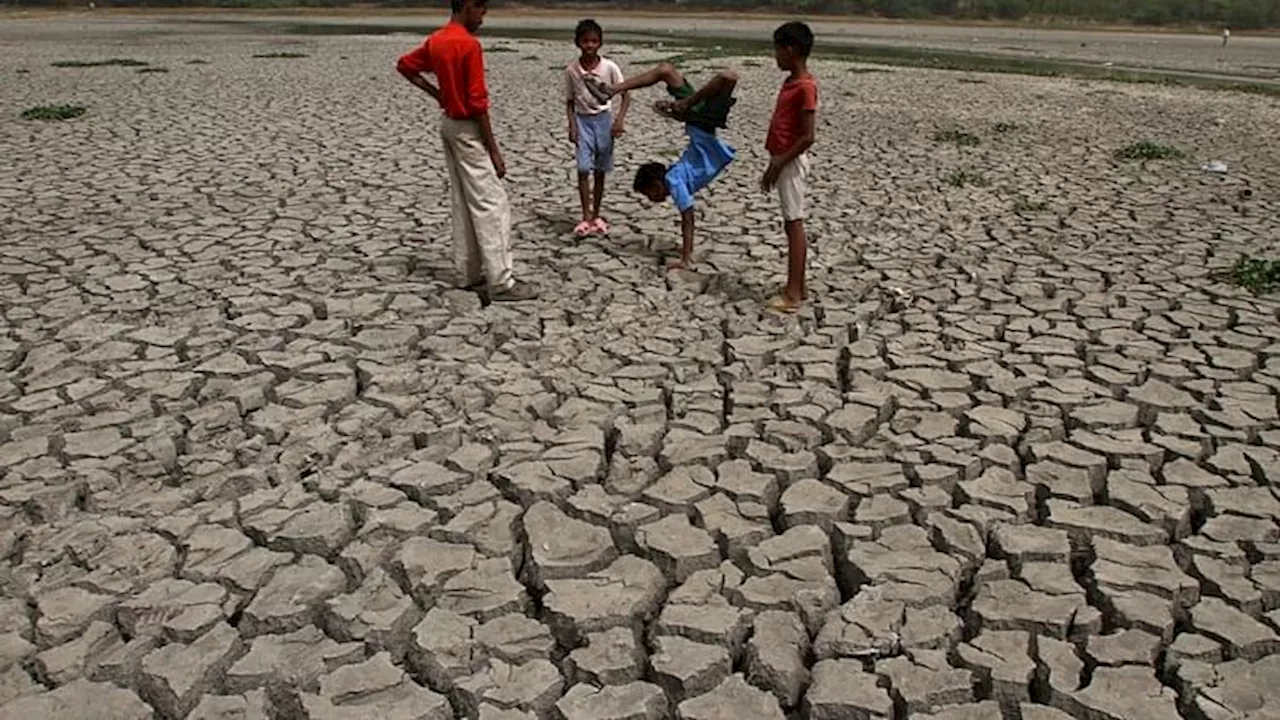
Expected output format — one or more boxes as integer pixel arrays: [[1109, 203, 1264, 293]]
[[765, 296, 801, 314]]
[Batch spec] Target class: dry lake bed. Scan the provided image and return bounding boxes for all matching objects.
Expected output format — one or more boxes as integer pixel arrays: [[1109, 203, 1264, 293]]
[[1, 12, 1279, 720]]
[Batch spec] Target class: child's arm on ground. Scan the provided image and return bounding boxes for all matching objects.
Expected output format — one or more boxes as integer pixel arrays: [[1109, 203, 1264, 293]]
[[762, 109, 815, 190], [671, 208, 696, 268]]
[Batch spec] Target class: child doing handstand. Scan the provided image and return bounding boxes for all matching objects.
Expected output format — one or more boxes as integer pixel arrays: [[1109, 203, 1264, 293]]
[[584, 63, 738, 269]]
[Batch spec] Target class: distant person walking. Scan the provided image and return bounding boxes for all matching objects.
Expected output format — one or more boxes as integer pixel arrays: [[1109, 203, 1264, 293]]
[[395, 0, 537, 302], [1222, 27, 1230, 47]]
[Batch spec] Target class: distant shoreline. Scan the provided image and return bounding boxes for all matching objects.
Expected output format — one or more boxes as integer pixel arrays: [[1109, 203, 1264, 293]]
[[3, 5, 1278, 35]]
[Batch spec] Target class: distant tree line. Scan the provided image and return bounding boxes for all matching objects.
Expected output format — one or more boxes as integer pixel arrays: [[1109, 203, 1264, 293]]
[[650, 0, 1280, 28], [821, 0, 1280, 27], [11, 0, 1279, 28]]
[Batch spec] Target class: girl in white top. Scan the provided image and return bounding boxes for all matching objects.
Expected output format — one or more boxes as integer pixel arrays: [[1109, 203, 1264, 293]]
[[565, 19, 629, 237]]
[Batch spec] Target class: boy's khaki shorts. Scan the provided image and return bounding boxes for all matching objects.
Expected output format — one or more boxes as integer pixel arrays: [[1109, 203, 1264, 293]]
[[776, 153, 810, 222]]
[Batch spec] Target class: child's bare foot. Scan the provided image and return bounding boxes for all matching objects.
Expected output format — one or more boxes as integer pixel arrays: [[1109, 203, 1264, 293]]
[[666, 256, 691, 271]]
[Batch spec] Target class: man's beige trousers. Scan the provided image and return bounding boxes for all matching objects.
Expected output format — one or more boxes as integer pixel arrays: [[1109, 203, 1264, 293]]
[[440, 116, 513, 290]]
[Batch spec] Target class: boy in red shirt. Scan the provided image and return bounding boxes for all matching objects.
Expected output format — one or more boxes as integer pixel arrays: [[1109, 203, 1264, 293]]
[[396, 0, 536, 302], [761, 21, 818, 313]]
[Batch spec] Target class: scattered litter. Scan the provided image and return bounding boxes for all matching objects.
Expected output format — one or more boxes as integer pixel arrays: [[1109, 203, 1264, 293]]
[[1202, 161, 1228, 174], [886, 285, 913, 303], [843, 632, 903, 659]]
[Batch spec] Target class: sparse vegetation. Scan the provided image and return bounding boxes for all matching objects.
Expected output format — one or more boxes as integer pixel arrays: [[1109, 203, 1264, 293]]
[[137, 67, 169, 73], [1115, 140, 1184, 161], [934, 128, 981, 147], [252, 52, 308, 59], [994, 121, 1018, 133], [52, 58, 147, 68], [22, 104, 86, 121], [1013, 198, 1049, 212], [1216, 255, 1280, 294], [945, 169, 988, 188]]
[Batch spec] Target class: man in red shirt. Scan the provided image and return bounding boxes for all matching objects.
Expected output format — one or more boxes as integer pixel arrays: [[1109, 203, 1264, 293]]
[[396, 0, 536, 302], [761, 21, 818, 314]]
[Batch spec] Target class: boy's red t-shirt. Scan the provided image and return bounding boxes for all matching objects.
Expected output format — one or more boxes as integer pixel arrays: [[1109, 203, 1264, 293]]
[[765, 75, 818, 156], [396, 21, 491, 120]]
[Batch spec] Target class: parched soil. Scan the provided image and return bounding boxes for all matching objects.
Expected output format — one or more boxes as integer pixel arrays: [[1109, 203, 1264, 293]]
[[0, 13, 1278, 720]]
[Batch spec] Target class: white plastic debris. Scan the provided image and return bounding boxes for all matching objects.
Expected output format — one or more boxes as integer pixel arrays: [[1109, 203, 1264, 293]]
[[1202, 161, 1228, 174]]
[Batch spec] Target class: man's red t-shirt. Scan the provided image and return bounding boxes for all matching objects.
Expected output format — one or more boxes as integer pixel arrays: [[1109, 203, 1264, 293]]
[[396, 21, 491, 120], [765, 75, 818, 156]]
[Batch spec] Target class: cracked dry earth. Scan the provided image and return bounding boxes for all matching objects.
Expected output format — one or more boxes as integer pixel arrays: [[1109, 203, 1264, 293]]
[[3, 15, 1280, 720]]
